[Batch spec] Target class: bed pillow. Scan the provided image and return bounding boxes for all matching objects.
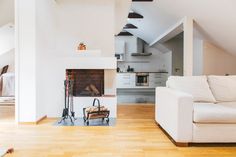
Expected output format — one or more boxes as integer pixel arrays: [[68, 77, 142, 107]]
[[207, 75, 236, 102], [167, 76, 216, 103], [0, 65, 9, 75]]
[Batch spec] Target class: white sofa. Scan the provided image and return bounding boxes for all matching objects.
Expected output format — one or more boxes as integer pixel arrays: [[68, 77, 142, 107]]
[[155, 75, 236, 146]]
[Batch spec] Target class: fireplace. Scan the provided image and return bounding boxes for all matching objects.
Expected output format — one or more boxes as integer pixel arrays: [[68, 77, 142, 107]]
[[66, 69, 104, 97]]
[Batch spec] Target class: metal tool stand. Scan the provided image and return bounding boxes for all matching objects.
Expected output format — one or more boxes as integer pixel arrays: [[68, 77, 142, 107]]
[[58, 79, 76, 124]]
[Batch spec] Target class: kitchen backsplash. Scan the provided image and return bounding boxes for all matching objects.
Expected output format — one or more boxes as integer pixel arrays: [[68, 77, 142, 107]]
[[118, 46, 172, 73]]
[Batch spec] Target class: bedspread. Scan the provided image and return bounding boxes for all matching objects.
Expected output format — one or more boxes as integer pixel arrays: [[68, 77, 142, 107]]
[[0, 73, 15, 96]]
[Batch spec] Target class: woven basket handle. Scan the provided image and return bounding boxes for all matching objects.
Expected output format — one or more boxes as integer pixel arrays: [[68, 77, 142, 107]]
[[93, 98, 101, 112]]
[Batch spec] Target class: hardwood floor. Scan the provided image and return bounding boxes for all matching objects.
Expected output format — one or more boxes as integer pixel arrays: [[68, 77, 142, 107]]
[[0, 104, 236, 157], [0, 105, 15, 123]]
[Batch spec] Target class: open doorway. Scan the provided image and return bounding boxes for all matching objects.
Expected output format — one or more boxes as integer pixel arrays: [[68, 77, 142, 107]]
[[0, 0, 15, 123], [114, 1, 174, 118], [162, 32, 184, 76]]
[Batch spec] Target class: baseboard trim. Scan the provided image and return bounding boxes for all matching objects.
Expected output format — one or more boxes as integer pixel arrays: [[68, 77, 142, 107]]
[[36, 115, 47, 124], [18, 115, 47, 125], [155, 121, 189, 147]]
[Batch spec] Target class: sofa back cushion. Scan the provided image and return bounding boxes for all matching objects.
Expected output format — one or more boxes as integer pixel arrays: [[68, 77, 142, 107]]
[[167, 76, 216, 102], [207, 76, 236, 102]]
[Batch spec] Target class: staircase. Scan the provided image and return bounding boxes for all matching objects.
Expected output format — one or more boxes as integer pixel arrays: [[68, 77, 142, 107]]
[[117, 0, 153, 36]]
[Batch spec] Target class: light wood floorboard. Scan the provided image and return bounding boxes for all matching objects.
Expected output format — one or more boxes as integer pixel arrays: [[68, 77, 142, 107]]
[[0, 104, 236, 157]]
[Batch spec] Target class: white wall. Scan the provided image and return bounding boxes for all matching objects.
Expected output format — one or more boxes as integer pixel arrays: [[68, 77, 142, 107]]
[[40, 0, 118, 118], [53, 0, 115, 57], [183, 18, 193, 76], [193, 39, 203, 76], [0, 23, 14, 56], [114, 0, 131, 35], [0, 49, 15, 72], [16, 0, 37, 122], [35, 0, 56, 120], [0, 0, 14, 26], [203, 41, 236, 75], [163, 34, 184, 76], [192, 24, 236, 76], [192, 23, 205, 76], [16, 0, 128, 121]]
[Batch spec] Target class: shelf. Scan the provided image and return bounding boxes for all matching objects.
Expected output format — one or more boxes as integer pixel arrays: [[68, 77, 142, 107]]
[[120, 61, 150, 63], [75, 50, 101, 57]]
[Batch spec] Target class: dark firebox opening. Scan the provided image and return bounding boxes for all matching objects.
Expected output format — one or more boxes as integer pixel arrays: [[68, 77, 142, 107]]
[[66, 69, 104, 97]]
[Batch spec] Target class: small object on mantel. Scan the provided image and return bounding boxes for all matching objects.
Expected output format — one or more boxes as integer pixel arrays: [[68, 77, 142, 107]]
[[77, 42, 87, 51]]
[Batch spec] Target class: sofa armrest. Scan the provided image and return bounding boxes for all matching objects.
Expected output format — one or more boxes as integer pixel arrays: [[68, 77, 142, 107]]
[[155, 87, 194, 143]]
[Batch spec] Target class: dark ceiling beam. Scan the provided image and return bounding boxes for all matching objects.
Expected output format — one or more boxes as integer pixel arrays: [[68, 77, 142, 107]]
[[123, 24, 138, 29], [128, 12, 143, 19]]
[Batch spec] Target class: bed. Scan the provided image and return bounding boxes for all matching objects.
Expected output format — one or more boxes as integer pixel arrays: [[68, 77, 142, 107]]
[[0, 73, 15, 97]]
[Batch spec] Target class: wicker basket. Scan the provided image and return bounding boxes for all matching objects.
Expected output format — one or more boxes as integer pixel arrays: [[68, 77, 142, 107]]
[[83, 98, 110, 125]]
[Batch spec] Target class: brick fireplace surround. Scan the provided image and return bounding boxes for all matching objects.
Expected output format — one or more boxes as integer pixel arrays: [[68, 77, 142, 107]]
[[66, 69, 104, 97]]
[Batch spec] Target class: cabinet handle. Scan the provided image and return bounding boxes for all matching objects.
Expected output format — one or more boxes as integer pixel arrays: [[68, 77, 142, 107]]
[[123, 83, 130, 85]]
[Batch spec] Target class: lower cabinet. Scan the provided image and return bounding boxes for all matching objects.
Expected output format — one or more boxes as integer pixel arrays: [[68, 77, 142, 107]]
[[117, 73, 168, 89], [116, 73, 169, 104], [149, 73, 168, 88], [117, 73, 136, 88]]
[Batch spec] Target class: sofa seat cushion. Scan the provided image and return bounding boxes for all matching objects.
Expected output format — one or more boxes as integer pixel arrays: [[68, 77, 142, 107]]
[[207, 76, 236, 102], [167, 76, 216, 102], [194, 102, 236, 124]]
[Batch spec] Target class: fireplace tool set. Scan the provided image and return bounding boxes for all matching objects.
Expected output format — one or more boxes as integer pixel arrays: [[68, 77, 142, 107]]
[[58, 73, 76, 124]]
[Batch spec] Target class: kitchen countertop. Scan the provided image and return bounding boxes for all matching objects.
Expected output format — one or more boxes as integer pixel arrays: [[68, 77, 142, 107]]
[[117, 72, 168, 74]]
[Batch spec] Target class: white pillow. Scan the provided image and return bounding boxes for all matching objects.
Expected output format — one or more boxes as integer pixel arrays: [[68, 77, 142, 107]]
[[167, 76, 216, 102], [7, 63, 15, 73], [207, 76, 236, 102]]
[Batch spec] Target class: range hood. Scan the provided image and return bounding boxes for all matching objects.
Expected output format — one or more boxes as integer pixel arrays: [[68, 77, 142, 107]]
[[131, 52, 152, 56], [131, 45, 152, 56], [119, 37, 152, 56]]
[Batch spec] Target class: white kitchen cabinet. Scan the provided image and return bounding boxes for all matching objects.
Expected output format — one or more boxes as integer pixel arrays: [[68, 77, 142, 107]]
[[115, 40, 125, 61], [115, 36, 145, 61], [117, 73, 136, 88], [115, 40, 125, 54], [149, 73, 168, 88], [117, 73, 168, 89]]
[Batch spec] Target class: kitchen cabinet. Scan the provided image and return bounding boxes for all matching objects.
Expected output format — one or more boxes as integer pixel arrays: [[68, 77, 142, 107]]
[[115, 40, 125, 62], [115, 36, 145, 62], [115, 40, 125, 54], [117, 72, 168, 89], [117, 73, 136, 88], [149, 73, 168, 87]]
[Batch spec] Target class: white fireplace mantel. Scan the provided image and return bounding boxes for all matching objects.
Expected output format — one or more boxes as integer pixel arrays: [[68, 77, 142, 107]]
[[53, 50, 117, 69], [59, 57, 117, 69]]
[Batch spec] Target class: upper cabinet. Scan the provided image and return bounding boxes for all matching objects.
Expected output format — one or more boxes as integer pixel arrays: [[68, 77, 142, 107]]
[[115, 40, 125, 54], [115, 36, 149, 62], [115, 36, 143, 54]]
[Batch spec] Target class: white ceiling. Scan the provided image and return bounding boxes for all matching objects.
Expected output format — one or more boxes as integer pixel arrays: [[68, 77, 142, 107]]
[[0, 0, 14, 27], [129, 0, 236, 55]]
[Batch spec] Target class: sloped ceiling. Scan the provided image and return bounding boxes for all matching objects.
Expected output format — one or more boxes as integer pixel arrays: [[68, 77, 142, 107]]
[[0, 23, 15, 56], [0, 0, 14, 27], [128, 0, 236, 55]]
